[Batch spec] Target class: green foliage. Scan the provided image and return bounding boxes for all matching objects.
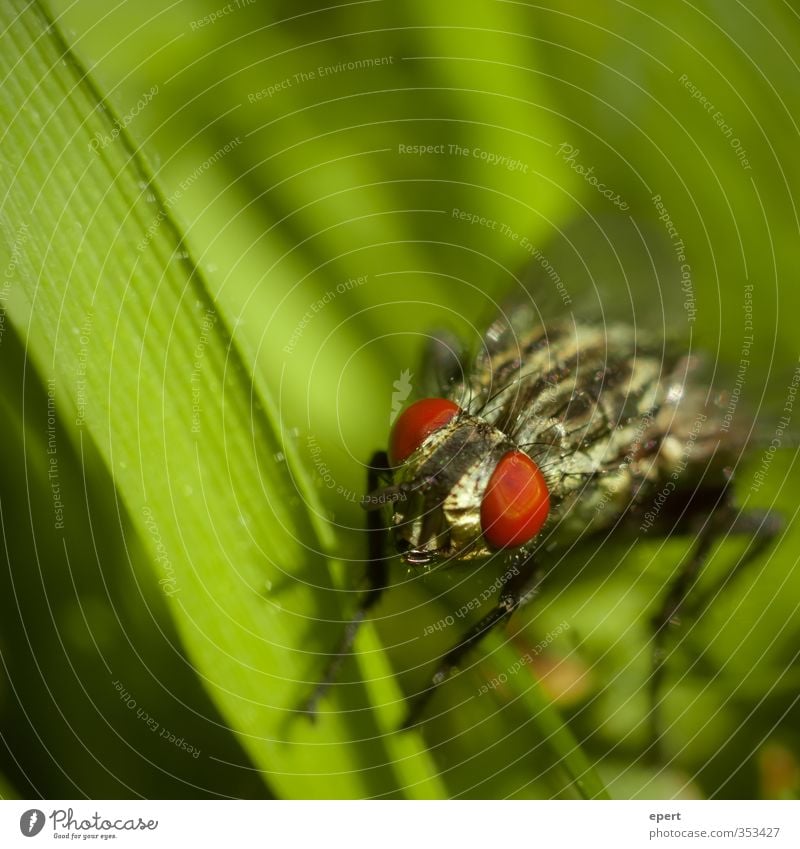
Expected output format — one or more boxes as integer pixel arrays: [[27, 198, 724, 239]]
[[0, 0, 798, 799]]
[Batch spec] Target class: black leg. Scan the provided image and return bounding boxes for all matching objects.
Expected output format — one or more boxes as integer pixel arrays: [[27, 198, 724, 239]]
[[648, 505, 782, 758], [303, 450, 392, 717], [402, 557, 543, 729], [686, 508, 783, 616]]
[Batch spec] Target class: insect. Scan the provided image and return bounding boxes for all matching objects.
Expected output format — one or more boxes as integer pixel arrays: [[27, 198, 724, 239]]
[[305, 292, 780, 752]]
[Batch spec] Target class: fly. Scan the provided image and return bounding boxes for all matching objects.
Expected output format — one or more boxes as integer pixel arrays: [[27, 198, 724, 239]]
[[304, 301, 781, 753]]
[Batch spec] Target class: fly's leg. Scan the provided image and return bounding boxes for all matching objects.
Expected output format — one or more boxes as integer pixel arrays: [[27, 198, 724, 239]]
[[403, 556, 544, 729], [303, 450, 391, 717], [648, 520, 717, 758], [648, 505, 782, 758], [687, 508, 783, 615]]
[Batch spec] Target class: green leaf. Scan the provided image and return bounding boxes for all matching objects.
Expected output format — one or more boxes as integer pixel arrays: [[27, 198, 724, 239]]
[[19, 0, 799, 802], [0, 0, 443, 799]]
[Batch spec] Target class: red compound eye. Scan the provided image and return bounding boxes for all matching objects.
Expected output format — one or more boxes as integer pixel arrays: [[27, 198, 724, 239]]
[[389, 398, 460, 466], [480, 451, 550, 549]]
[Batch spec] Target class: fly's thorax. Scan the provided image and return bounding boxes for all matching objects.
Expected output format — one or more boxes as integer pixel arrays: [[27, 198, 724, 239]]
[[389, 413, 513, 565]]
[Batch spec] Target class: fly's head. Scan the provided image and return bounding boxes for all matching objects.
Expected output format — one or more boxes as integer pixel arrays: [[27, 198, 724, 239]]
[[364, 398, 551, 568]]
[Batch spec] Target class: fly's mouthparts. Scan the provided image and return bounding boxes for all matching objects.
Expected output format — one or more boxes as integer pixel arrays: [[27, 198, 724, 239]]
[[405, 548, 436, 566], [360, 485, 408, 510], [360, 477, 435, 511], [417, 506, 445, 549]]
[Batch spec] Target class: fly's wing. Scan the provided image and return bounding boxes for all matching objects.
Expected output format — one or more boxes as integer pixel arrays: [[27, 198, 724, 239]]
[[476, 214, 756, 492], [456, 213, 691, 414], [416, 329, 468, 399], [518, 212, 690, 339]]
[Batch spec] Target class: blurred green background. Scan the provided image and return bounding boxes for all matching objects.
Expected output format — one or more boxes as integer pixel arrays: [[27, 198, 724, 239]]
[[0, 0, 798, 799]]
